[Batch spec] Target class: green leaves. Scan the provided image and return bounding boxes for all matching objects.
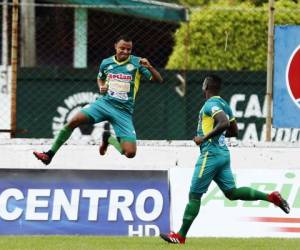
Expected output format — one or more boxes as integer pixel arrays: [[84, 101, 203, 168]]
[[167, 1, 300, 70]]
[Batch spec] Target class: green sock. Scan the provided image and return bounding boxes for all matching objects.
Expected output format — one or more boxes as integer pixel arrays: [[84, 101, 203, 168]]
[[178, 193, 201, 238], [226, 187, 268, 201], [50, 125, 73, 154], [108, 136, 123, 154]]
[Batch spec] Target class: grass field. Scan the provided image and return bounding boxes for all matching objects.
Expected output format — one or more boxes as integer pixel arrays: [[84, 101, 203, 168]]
[[0, 236, 299, 250]]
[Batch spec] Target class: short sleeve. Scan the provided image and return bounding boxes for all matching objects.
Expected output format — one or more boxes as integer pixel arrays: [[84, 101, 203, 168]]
[[97, 61, 106, 80], [139, 66, 152, 80], [203, 101, 224, 118], [227, 106, 235, 122]]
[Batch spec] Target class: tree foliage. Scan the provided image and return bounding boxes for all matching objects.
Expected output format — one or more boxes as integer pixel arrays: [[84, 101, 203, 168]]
[[167, 0, 300, 70], [178, 0, 298, 7]]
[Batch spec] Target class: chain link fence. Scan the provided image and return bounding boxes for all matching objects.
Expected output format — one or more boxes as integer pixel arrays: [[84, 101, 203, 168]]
[[1, 2, 300, 142], [0, 2, 12, 139]]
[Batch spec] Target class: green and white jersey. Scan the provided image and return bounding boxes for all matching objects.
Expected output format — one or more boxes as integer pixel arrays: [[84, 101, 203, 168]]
[[197, 96, 235, 154], [98, 55, 152, 113]]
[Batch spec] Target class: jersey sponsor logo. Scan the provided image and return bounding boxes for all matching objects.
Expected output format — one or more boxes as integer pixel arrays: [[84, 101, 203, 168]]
[[108, 73, 132, 81], [108, 81, 130, 93], [286, 45, 300, 108], [107, 74, 132, 100], [108, 90, 129, 101]]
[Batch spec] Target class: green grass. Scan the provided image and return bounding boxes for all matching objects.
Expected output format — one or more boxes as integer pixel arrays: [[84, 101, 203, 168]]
[[0, 236, 299, 250]]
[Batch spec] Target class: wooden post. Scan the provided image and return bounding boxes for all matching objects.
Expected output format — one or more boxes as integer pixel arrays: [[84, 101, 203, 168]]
[[183, 21, 189, 96], [2, 0, 8, 68], [10, 0, 19, 138], [266, 0, 275, 141]]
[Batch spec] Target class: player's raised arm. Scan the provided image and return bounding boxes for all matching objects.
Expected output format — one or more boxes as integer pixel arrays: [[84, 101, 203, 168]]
[[140, 58, 163, 83]]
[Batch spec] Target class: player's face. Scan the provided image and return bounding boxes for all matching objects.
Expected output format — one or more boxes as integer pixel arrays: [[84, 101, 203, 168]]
[[115, 40, 132, 61]]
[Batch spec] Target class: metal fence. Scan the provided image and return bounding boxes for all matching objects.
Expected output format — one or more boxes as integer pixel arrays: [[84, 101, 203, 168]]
[[1, 2, 300, 143]]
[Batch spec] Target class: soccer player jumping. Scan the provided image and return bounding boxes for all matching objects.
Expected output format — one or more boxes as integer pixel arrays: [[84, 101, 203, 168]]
[[34, 35, 163, 165], [160, 75, 290, 244]]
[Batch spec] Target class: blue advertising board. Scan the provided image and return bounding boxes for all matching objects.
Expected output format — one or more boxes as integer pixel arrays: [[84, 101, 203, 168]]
[[273, 26, 300, 128], [0, 170, 170, 235]]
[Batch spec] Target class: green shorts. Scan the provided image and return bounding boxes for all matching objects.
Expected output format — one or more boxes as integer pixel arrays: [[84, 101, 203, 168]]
[[190, 151, 236, 195], [81, 98, 136, 142]]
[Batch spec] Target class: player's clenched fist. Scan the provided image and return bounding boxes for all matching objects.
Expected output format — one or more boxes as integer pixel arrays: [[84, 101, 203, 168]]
[[193, 136, 205, 145], [139, 58, 153, 69]]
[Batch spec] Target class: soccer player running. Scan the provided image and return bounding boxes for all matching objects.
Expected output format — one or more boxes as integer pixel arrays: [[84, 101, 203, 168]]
[[160, 75, 290, 244], [34, 35, 163, 165]]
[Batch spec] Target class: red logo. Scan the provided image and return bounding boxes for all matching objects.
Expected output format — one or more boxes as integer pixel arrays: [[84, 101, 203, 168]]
[[108, 73, 132, 81], [286, 45, 300, 108]]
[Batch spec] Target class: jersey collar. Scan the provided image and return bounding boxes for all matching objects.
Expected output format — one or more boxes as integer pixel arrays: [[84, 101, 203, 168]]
[[209, 96, 221, 99], [113, 55, 131, 65]]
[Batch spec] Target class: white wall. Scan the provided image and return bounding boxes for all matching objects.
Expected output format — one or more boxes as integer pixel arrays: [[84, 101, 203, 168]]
[[0, 139, 299, 170]]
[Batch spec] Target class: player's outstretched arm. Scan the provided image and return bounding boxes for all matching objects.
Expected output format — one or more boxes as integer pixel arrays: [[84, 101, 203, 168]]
[[140, 58, 163, 83]]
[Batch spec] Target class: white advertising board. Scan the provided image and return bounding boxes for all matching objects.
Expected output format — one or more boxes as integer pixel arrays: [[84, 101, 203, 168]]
[[0, 140, 299, 237], [170, 168, 300, 238]]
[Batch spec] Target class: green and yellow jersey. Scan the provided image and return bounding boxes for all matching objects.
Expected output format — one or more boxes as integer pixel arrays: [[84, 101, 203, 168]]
[[98, 55, 152, 113], [197, 96, 235, 154]]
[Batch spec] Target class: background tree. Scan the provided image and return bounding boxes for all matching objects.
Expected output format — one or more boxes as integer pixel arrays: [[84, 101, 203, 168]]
[[177, 0, 298, 7], [167, 0, 300, 70]]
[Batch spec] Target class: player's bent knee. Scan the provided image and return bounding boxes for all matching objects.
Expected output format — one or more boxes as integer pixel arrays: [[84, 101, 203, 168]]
[[124, 152, 136, 158], [68, 112, 90, 129], [224, 188, 237, 200], [67, 120, 78, 129], [121, 142, 136, 158]]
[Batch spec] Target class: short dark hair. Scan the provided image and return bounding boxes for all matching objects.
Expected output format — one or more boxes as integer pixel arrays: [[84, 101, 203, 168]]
[[204, 75, 222, 92], [115, 35, 132, 43]]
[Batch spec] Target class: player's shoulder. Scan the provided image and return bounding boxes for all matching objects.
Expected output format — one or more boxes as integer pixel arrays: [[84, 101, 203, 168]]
[[100, 56, 114, 65], [204, 97, 227, 111], [205, 97, 221, 106], [203, 99, 215, 112], [209, 96, 228, 106], [129, 55, 141, 65], [215, 97, 233, 115], [219, 97, 231, 109]]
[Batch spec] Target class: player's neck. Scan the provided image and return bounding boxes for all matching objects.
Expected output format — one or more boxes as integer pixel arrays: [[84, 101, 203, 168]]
[[115, 55, 129, 63], [206, 92, 220, 99]]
